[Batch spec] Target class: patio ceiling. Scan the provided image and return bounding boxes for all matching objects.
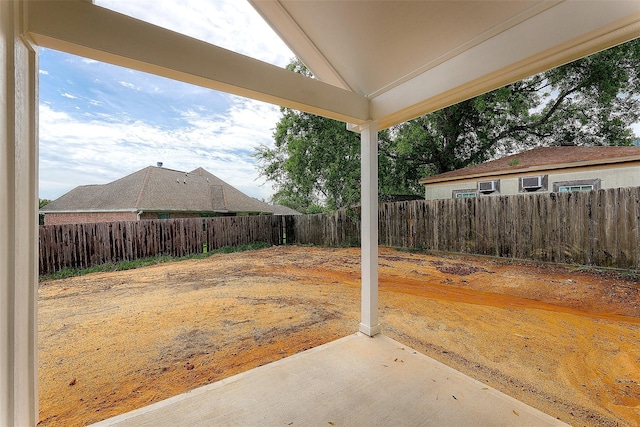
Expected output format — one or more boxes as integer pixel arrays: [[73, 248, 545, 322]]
[[25, 1, 640, 130], [251, 0, 640, 129]]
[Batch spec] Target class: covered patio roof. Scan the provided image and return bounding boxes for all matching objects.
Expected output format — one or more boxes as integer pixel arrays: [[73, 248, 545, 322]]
[[2, 1, 640, 425], [250, 0, 640, 129], [23, 1, 640, 129]]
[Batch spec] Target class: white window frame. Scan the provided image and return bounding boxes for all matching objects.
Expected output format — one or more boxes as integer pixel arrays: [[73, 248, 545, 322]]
[[558, 184, 594, 193], [452, 189, 477, 199], [553, 178, 601, 193]]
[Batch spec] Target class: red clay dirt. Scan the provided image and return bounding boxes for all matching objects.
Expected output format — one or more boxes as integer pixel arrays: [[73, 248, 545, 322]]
[[37, 246, 640, 426]]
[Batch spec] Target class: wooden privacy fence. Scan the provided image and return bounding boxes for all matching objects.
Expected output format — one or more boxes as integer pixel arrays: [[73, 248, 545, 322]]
[[288, 187, 640, 270], [39, 216, 284, 275], [283, 208, 361, 247], [39, 187, 640, 275]]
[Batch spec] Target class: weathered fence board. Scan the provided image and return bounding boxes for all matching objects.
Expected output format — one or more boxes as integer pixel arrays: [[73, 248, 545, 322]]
[[286, 209, 360, 247], [39, 187, 640, 275], [39, 216, 284, 275], [287, 187, 640, 270]]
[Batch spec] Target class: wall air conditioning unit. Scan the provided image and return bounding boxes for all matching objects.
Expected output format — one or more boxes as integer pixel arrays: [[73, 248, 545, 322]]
[[522, 176, 543, 190], [478, 180, 497, 193]]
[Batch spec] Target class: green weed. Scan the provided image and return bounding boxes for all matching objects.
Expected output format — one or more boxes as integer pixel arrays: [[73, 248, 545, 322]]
[[40, 242, 271, 281]]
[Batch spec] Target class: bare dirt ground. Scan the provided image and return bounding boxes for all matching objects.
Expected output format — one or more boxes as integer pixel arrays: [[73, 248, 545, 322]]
[[38, 246, 640, 427]]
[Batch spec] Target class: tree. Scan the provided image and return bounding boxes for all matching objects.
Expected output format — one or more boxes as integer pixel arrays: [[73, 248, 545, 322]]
[[255, 110, 362, 212], [255, 60, 398, 212], [392, 38, 640, 182], [256, 39, 640, 211], [39, 198, 51, 226]]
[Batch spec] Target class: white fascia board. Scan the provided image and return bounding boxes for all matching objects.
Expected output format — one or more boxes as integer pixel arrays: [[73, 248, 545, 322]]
[[25, 0, 369, 125], [372, 1, 640, 129]]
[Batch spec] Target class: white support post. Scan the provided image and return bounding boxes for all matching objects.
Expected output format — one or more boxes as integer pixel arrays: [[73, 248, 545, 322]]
[[358, 121, 381, 337], [1, 1, 39, 425]]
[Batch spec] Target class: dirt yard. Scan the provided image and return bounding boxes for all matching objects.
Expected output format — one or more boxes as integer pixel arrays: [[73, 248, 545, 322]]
[[37, 246, 640, 426]]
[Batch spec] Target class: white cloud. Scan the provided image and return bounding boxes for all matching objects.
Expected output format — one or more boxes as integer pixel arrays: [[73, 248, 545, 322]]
[[39, 1, 293, 203], [119, 81, 138, 90], [39, 69, 49, 75], [39, 96, 280, 201], [95, 0, 292, 67]]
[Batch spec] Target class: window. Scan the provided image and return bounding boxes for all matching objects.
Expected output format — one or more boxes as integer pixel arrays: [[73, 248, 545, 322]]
[[157, 213, 170, 219], [553, 178, 601, 193], [455, 192, 477, 199], [558, 185, 594, 193], [453, 189, 477, 199]]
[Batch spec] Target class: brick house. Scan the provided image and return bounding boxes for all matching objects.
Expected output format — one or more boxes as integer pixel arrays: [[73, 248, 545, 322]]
[[419, 146, 640, 200], [41, 165, 275, 225]]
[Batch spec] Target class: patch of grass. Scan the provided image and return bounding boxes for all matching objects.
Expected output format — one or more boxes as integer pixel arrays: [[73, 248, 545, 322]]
[[394, 246, 431, 255], [567, 265, 640, 281], [612, 269, 640, 282], [40, 242, 272, 281], [210, 242, 271, 254]]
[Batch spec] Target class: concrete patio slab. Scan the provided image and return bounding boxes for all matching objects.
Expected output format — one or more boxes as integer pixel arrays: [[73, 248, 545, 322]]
[[92, 333, 567, 427]]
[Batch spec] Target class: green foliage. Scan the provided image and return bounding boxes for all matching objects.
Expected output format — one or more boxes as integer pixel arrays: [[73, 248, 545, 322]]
[[256, 40, 640, 212], [535, 39, 640, 146], [254, 60, 422, 212], [39, 242, 271, 281], [258, 109, 363, 211], [39, 198, 52, 226]]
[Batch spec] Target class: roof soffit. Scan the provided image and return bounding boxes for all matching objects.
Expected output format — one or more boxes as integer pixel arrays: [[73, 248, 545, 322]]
[[372, 1, 640, 128], [23, 1, 640, 131], [256, 1, 555, 96], [25, 0, 369, 125], [252, 0, 640, 129]]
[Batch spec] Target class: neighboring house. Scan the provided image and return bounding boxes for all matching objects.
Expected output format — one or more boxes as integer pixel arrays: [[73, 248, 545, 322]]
[[271, 204, 302, 216], [41, 165, 275, 225], [419, 146, 640, 200]]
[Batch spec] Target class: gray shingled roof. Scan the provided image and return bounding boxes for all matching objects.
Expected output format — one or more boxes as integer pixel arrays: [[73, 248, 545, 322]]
[[420, 146, 640, 184], [271, 204, 302, 215], [41, 166, 274, 214]]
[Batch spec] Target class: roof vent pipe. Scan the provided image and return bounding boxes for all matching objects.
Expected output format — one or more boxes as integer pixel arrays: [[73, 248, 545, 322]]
[[157, 162, 163, 167]]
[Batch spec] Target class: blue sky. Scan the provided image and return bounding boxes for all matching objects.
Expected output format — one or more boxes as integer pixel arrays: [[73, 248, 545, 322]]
[[39, 0, 294, 202], [38, 2, 640, 202]]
